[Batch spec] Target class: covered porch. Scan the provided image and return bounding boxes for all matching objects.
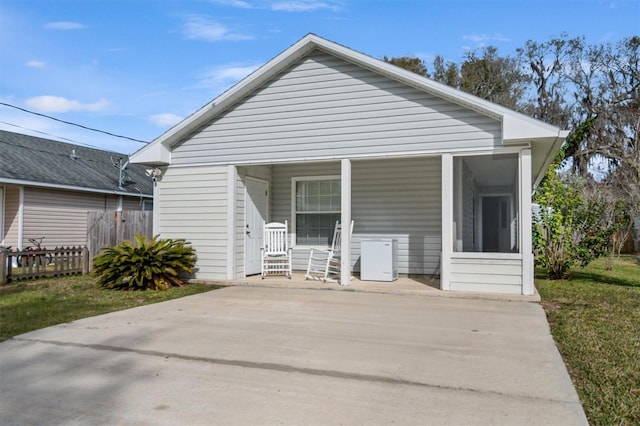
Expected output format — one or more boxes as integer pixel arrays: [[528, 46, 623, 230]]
[[231, 148, 533, 295]]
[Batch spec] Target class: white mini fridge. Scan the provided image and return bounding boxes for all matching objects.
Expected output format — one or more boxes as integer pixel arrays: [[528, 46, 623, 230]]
[[360, 239, 398, 282]]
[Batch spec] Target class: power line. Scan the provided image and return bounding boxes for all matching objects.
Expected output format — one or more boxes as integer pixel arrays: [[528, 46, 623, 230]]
[[0, 102, 150, 144], [0, 121, 106, 150]]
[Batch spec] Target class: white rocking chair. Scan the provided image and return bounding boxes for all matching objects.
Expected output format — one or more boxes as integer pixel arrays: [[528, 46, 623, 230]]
[[261, 221, 292, 278], [305, 220, 354, 283]]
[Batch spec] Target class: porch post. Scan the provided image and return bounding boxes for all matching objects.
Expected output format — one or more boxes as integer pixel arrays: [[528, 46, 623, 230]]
[[520, 149, 534, 295], [441, 154, 453, 291], [340, 158, 352, 286], [152, 178, 160, 236], [226, 165, 237, 280]]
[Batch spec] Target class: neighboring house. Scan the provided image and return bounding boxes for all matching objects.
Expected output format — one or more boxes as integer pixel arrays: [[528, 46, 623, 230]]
[[0, 130, 153, 250], [131, 34, 568, 295]]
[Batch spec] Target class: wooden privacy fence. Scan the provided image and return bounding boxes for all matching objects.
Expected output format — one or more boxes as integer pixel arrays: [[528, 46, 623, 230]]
[[0, 246, 89, 285], [87, 210, 153, 259]]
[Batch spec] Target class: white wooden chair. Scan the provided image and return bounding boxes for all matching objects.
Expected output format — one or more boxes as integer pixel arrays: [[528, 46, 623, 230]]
[[261, 221, 292, 278], [305, 220, 354, 282]]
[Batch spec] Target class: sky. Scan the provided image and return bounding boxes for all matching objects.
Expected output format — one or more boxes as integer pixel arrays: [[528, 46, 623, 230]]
[[1, 0, 639, 155]]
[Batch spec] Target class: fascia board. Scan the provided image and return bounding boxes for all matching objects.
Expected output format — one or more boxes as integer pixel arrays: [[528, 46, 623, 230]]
[[129, 141, 171, 165], [502, 114, 564, 142], [532, 130, 570, 189], [0, 178, 153, 198]]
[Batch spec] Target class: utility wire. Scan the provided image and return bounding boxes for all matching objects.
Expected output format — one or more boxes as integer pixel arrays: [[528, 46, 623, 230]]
[[0, 102, 149, 144], [0, 138, 124, 165], [0, 121, 106, 150]]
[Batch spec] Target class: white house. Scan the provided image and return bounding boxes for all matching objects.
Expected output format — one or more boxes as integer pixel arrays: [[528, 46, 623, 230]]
[[131, 34, 568, 295]]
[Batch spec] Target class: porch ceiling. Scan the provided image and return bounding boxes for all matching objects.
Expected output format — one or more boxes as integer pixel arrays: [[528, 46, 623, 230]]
[[463, 155, 518, 186]]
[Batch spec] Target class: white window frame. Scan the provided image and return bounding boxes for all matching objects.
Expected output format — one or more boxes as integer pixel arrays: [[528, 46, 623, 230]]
[[290, 175, 340, 247]]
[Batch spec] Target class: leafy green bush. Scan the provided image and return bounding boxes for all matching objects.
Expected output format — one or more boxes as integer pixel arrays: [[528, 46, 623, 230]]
[[93, 234, 196, 290], [533, 168, 619, 279]]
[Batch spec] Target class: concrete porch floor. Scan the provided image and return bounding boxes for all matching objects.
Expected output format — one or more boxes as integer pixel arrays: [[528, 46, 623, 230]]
[[215, 272, 541, 302]]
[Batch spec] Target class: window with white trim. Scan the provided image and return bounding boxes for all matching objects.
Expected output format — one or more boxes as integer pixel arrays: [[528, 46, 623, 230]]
[[293, 177, 340, 246]]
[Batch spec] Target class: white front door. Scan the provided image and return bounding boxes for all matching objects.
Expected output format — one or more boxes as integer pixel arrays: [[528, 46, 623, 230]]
[[245, 178, 269, 275]]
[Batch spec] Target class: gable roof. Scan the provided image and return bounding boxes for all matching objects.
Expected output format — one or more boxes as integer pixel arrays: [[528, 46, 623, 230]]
[[131, 34, 567, 185], [0, 130, 153, 197]]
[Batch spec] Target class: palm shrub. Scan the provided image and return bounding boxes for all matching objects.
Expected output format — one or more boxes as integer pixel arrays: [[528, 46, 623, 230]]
[[93, 234, 197, 290]]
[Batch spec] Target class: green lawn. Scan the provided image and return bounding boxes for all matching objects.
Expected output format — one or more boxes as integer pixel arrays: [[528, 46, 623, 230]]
[[0, 275, 221, 342], [536, 255, 640, 426]]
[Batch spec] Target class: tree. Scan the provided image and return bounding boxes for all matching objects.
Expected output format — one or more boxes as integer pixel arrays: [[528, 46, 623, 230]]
[[382, 55, 428, 77], [431, 55, 460, 88], [459, 46, 526, 110], [533, 167, 619, 279], [517, 34, 576, 128], [562, 36, 640, 255]]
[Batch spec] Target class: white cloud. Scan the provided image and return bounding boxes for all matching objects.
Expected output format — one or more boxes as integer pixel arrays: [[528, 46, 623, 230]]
[[463, 33, 510, 47], [149, 113, 183, 127], [212, 0, 254, 8], [44, 21, 86, 30], [270, 0, 337, 11], [198, 63, 260, 89], [26, 60, 46, 68], [25, 96, 109, 113], [182, 15, 252, 41]]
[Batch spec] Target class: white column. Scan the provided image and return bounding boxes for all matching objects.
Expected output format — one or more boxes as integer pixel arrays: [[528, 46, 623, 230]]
[[441, 154, 453, 291], [520, 149, 534, 295], [152, 179, 160, 236], [340, 159, 352, 286], [226, 165, 237, 280]]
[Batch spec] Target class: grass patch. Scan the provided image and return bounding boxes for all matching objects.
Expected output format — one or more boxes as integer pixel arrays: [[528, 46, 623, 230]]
[[0, 275, 221, 342], [536, 255, 640, 425]]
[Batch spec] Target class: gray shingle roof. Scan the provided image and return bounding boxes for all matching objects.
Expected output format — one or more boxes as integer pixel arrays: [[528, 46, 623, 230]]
[[0, 130, 153, 196]]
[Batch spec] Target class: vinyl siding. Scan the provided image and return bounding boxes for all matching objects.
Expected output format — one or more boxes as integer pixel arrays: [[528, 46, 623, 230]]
[[171, 50, 501, 165], [157, 165, 228, 279], [268, 157, 441, 275], [3, 186, 19, 247], [21, 187, 118, 248], [450, 256, 523, 294], [122, 196, 145, 210]]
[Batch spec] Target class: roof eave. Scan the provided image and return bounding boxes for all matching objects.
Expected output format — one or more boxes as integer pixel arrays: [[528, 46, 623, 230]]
[[130, 140, 171, 166], [0, 178, 153, 198], [532, 130, 569, 189]]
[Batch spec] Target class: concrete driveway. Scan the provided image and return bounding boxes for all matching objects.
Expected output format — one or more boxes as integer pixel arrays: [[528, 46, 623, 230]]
[[0, 286, 587, 425]]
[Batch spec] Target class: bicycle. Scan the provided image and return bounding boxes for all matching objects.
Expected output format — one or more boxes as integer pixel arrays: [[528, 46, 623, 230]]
[[17, 237, 52, 267]]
